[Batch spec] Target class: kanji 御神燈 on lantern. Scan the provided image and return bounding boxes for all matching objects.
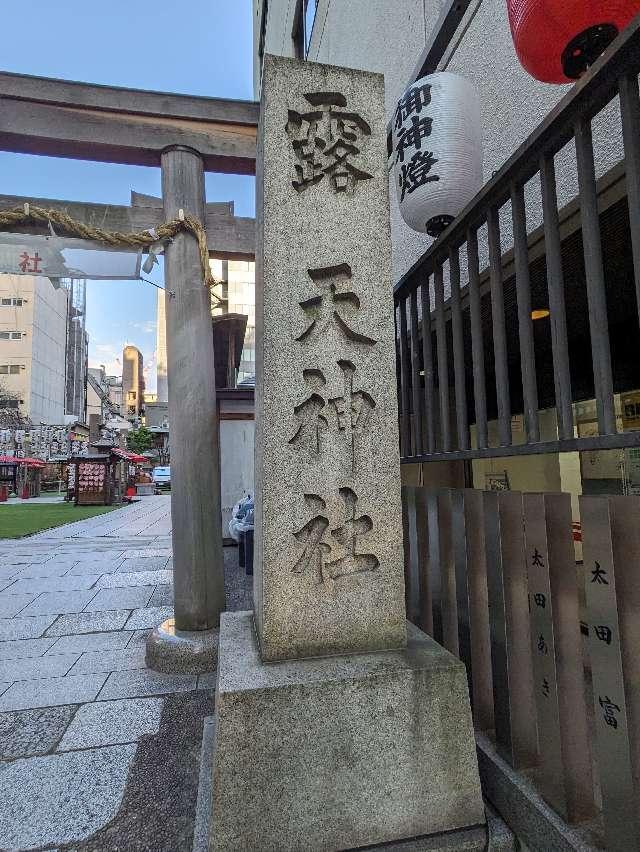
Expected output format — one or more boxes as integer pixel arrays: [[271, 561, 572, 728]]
[[392, 73, 483, 237]]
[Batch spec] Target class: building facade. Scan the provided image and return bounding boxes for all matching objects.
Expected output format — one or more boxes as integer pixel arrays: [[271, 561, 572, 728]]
[[254, 0, 621, 283], [0, 274, 68, 424], [156, 289, 168, 403], [121, 344, 144, 419], [64, 278, 87, 422], [155, 257, 256, 394]]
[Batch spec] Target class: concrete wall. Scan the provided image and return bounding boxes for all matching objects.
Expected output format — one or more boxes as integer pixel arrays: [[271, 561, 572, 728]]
[[0, 275, 67, 424], [256, 0, 625, 284]]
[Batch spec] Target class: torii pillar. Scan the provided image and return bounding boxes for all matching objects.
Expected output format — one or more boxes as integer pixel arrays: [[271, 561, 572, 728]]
[[146, 145, 225, 673]]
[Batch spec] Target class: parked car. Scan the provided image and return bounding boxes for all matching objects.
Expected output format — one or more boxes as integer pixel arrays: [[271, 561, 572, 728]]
[[152, 466, 171, 489]]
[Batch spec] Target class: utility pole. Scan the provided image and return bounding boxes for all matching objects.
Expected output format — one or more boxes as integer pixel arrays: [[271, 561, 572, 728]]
[[146, 145, 225, 672]]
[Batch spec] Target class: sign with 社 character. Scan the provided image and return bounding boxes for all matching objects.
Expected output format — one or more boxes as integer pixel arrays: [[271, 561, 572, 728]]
[[0, 233, 141, 279]]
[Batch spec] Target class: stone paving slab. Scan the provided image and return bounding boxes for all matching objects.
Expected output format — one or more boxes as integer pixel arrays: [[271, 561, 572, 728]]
[[0, 672, 109, 711], [125, 548, 171, 558], [149, 584, 173, 606], [7, 574, 103, 595], [69, 646, 147, 675], [118, 556, 170, 573], [0, 653, 80, 682], [14, 562, 72, 579], [0, 614, 56, 640], [0, 636, 57, 660], [0, 744, 135, 849], [0, 499, 249, 849], [0, 705, 77, 759], [97, 569, 173, 588], [0, 593, 37, 618], [48, 631, 134, 654], [84, 586, 154, 612], [21, 589, 99, 616], [0, 565, 23, 582], [66, 559, 123, 576], [124, 605, 173, 630], [98, 669, 197, 700], [58, 696, 164, 750], [46, 609, 131, 636]]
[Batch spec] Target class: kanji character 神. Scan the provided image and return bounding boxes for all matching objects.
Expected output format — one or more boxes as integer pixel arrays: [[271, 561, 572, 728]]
[[289, 369, 329, 456], [394, 114, 434, 164]]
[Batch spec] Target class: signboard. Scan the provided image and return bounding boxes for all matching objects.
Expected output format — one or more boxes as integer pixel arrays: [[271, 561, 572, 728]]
[[621, 389, 640, 431], [0, 232, 141, 280]]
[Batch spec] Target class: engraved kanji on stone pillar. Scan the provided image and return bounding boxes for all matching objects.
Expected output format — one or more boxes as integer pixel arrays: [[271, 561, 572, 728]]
[[255, 56, 407, 661]]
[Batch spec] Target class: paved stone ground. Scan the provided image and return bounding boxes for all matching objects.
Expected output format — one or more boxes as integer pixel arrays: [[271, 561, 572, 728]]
[[0, 496, 252, 851]]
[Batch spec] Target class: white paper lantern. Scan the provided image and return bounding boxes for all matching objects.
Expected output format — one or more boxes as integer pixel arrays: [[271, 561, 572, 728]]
[[392, 72, 483, 236]]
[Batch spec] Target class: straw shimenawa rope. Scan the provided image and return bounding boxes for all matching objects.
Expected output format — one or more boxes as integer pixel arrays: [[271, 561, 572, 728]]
[[0, 204, 219, 291]]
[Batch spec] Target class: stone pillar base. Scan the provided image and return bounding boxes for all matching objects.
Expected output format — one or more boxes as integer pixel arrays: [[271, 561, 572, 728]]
[[209, 611, 485, 851], [145, 618, 218, 675]]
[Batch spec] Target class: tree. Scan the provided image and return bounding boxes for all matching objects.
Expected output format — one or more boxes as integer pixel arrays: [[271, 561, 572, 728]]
[[0, 378, 30, 428], [127, 425, 155, 454]]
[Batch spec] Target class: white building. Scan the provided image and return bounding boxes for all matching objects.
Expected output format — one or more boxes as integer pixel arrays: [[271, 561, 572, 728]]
[[156, 289, 168, 403], [0, 274, 68, 424], [155, 258, 256, 394]]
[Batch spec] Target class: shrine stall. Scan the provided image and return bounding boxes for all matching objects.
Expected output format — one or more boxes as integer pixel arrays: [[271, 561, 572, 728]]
[[111, 447, 153, 496], [110, 448, 151, 497], [0, 456, 45, 498], [69, 455, 115, 506]]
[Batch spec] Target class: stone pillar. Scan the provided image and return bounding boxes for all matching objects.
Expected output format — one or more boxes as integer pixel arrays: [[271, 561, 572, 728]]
[[209, 58, 484, 850], [146, 145, 224, 674], [253, 59, 407, 663]]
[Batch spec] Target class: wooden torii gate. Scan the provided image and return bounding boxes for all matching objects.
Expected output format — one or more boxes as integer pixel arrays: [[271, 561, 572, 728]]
[[0, 70, 258, 668]]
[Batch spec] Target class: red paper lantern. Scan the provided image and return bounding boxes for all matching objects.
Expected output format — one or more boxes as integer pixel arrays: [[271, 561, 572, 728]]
[[507, 0, 640, 83]]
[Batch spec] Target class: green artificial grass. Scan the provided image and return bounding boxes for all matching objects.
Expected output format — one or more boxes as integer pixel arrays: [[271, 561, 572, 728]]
[[0, 503, 117, 539]]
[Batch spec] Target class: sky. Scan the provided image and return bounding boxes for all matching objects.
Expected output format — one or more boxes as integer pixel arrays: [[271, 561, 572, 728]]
[[0, 1, 256, 391]]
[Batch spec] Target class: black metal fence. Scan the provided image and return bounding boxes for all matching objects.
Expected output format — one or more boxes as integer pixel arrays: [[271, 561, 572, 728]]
[[394, 16, 640, 464]]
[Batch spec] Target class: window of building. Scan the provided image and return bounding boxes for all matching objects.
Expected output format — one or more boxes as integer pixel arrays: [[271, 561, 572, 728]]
[[304, 0, 317, 55], [293, 0, 318, 58], [3, 399, 19, 409], [0, 298, 23, 307], [0, 365, 23, 374], [258, 0, 269, 63], [11, 332, 22, 339], [0, 332, 23, 340]]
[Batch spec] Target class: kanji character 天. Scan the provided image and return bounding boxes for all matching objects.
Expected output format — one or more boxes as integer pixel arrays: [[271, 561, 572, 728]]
[[295, 264, 377, 347]]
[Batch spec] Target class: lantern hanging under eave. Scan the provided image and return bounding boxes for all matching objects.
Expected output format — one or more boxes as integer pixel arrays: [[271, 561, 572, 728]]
[[507, 0, 640, 84], [392, 72, 483, 237]]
